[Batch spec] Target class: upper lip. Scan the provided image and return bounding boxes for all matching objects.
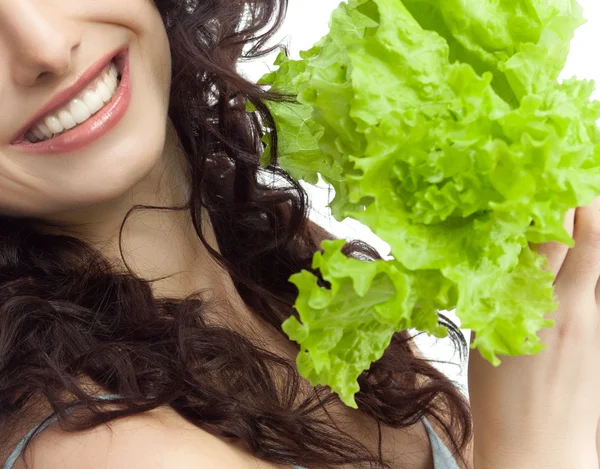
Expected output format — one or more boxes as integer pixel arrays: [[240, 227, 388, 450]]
[[11, 46, 126, 144]]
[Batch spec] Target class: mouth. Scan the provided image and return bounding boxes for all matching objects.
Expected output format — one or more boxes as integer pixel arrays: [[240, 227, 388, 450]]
[[23, 61, 123, 144], [10, 47, 131, 154], [11, 47, 130, 153]]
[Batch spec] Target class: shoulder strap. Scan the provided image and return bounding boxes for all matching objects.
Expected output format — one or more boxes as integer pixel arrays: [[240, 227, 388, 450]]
[[2, 394, 122, 469], [422, 417, 461, 469]]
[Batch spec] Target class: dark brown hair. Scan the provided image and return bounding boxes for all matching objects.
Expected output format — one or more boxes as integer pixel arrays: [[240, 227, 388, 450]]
[[0, 0, 471, 467]]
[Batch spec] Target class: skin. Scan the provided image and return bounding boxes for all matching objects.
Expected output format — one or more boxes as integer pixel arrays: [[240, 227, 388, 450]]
[[0, 1, 598, 469]]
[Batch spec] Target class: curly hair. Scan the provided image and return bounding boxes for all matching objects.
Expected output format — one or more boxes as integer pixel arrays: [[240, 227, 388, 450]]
[[0, 0, 471, 468]]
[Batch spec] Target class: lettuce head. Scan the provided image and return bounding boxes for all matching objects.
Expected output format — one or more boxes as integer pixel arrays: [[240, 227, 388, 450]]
[[254, 0, 600, 407]]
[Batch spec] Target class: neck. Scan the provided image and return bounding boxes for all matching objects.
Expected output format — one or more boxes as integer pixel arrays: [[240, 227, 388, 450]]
[[33, 120, 296, 357], [41, 119, 235, 305], [37, 120, 296, 355]]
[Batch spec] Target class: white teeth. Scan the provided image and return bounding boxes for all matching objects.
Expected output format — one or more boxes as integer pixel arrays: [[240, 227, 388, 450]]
[[38, 122, 52, 138], [103, 74, 117, 94], [57, 109, 77, 130], [95, 81, 112, 102], [68, 99, 91, 124], [24, 61, 120, 143], [82, 90, 104, 114], [44, 115, 63, 134]]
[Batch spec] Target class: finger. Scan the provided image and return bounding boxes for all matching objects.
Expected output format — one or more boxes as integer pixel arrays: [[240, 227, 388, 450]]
[[534, 208, 575, 276], [558, 197, 600, 294]]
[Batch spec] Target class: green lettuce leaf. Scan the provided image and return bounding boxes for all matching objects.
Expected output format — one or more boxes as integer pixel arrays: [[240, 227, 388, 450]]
[[258, 0, 600, 407], [282, 239, 450, 406]]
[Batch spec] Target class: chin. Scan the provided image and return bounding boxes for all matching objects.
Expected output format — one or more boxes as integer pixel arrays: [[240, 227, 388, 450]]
[[2, 121, 169, 220]]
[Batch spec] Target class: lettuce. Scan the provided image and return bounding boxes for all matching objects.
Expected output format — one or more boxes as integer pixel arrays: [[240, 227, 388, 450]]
[[255, 0, 600, 407]]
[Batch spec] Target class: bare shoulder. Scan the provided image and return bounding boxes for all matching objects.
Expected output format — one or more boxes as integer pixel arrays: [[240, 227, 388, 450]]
[[15, 406, 283, 469]]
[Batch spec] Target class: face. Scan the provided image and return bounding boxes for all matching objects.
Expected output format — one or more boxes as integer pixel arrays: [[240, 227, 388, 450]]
[[0, 0, 171, 218]]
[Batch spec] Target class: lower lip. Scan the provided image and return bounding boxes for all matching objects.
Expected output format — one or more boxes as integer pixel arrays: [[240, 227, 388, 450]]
[[10, 49, 131, 154]]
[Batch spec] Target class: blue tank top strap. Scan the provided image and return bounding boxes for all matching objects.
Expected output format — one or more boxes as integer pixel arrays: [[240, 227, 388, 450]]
[[422, 417, 461, 469], [2, 393, 122, 469], [292, 417, 460, 469]]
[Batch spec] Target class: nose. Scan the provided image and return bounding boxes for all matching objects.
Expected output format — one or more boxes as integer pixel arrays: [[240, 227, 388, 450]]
[[0, 1, 81, 87]]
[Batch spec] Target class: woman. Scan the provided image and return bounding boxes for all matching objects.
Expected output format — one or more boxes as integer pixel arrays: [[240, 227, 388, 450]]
[[0, 0, 598, 468]]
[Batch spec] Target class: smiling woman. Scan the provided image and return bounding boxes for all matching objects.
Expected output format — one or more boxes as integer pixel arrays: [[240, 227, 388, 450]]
[[0, 1, 473, 469]]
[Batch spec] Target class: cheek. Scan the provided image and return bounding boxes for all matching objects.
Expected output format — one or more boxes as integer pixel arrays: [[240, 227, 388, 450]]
[[81, 0, 172, 104], [128, 3, 172, 131], [126, 0, 172, 94]]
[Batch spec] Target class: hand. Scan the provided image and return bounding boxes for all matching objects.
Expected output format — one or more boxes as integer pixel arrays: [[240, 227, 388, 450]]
[[468, 200, 600, 469]]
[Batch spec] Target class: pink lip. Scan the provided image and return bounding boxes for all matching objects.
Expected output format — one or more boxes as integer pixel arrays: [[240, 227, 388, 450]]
[[10, 46, 131, 154]]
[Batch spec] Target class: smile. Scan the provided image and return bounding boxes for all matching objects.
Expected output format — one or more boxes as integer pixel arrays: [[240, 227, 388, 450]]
[[25, 61, 121, 144], [10, 47, 131, 154]]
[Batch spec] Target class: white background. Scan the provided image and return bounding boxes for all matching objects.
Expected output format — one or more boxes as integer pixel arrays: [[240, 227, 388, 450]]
[[237, 0, 600, 393]]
